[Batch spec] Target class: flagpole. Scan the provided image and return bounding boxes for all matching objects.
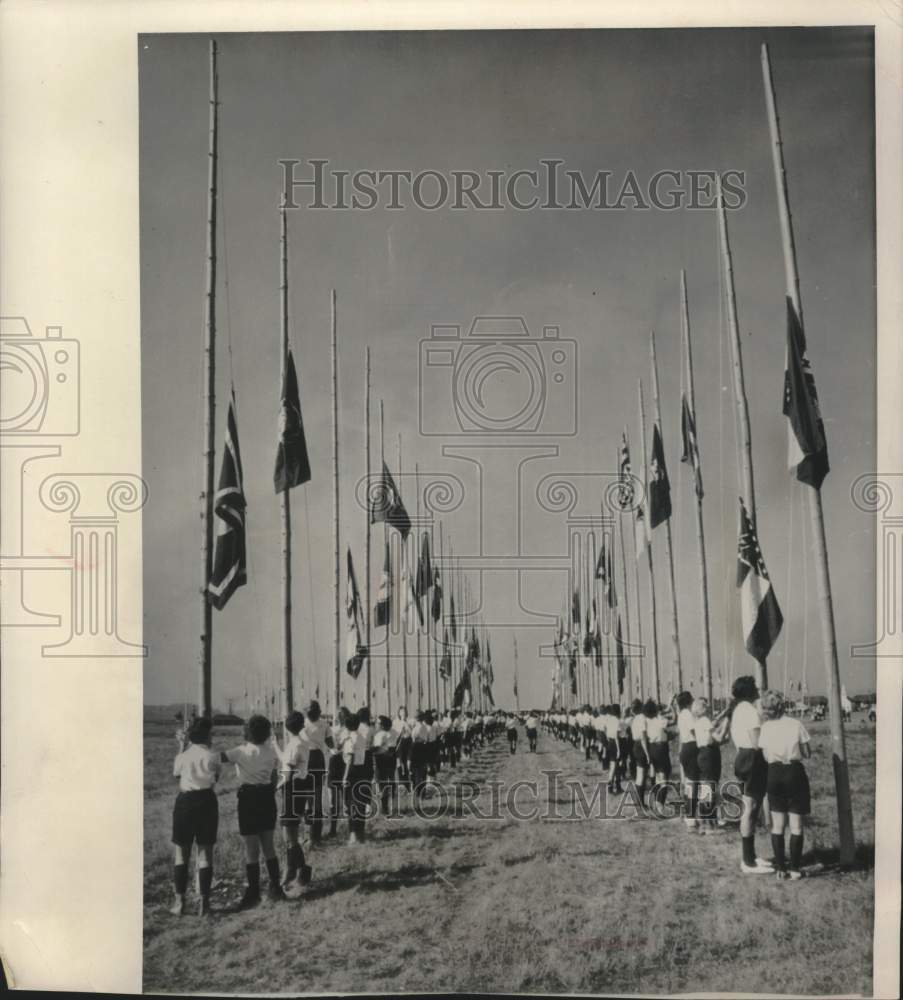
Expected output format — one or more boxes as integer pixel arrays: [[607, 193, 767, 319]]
[[329, 289, 342, 716], [650, 330, 682, 693], [513, 634, 520, 713], [279, 202, 295, 713], [380, 400, 392, 717], [365, 347, 372, 712], [616, 446, 634, 702], [624, 428, 645, 701], [398, 434, 409, 711], [761, 43, 854, 864], [439, 520, 447, 713], [716, 174, 767, 691], [680, 270, 713, 705], [415, 463, 423, 712], [198, 38, 218, 720], [638, 381, 661, 702]]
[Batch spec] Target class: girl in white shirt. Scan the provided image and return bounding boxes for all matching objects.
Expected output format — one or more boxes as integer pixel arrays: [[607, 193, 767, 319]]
[[342, 712, 371, 845], [272, 710, 312, 889], [221, 714, 286, 908], [327, 707, 351, 839], [759, 689, 812, 880], [675, 691, 698, 829], [691, 698, 723, 834], [629, 699, 651, 805], [373, 715, 397, 815], [301, 700, 333, 845], [171, 716, 221, 916]]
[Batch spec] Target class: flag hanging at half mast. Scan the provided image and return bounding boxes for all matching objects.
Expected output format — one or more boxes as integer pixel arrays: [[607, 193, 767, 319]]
[[431, 567, 442, 623], [783, 298, 829, 490], [648, 423, 672, 528], [737, 497, 783, 665], [209, 395, 247, 610], [274, 347, 311, 492], [371, 461, 411, 537], [345, 548, 367, 677], [680, 394, 703, 499]]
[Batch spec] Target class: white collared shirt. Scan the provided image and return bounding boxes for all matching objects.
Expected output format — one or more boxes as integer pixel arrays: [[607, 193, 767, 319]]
[[276, 733, 310, 786], [392, 717, 412, 739], [731, 701, 762, 750], [692, 715, 713, 747], [224, 741, 278, 785], [174, 743, 221, 791], [342, 730, 367, 766], [302, 718, 333, 755], [646, 716, 669, 743], [759, 716, 810, 763], [604, 715, 620, 740], [677, 708, 696, 743], [630, 714, 647, 740]]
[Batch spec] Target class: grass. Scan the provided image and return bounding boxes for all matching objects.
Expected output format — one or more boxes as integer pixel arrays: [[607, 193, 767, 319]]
[[143, 718, 875, 995]]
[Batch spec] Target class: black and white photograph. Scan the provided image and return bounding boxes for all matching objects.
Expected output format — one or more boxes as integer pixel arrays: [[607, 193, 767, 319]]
[[137, 26, 881, 996], [1, 4, 900, 996]]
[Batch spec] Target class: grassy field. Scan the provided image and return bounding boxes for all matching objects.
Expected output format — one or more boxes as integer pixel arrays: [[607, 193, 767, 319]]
[[143, 717, 875, 995]]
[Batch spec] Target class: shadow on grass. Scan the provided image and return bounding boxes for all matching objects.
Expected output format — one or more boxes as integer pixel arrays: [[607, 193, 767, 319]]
[[301, 859, 484, 901], [375, 823, 487, 844], [808, 842, 875, 874]]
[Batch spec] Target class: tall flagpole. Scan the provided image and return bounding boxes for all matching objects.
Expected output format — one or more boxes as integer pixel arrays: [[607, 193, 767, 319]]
[[616, 445, 634, 702], [625, 427, 645, 701], [681, 270, 713, 704], [716, 175, 766, 692], [761, 44, 854, 864], [638, 381, 661, 702], [365, 347, 372, 711], [398, 434, 409, 710], [513, 634, 520, 713], [439, 520, 447, 712], [198, 38, 218, 720], [415, 463, 423, 712], [331, 289, 341, 715], [650, 330, 682, 694], [279, 203, 294, 713], [379, 400, 392, 716]]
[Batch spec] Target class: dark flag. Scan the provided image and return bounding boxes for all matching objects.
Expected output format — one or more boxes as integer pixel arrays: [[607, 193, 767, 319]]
[[680, 394, 704, 499], [583, 604, 594, 656], [618, 431, 635, 509], [274, 347, 311, 493], [345, 549, 367, 677], [439, 627, 452, 679], [431, 568, 442, 623], [374, 540, 392, 627], [449, 592, 457, 641], [415, 532, 432, 598], [737, 498, 784, 665], [208, 397, 247, 609], [615, 616, 627, 694], [783, 298, 829, 490], [371, 461, 411, 537], [648, 423, 672, 528], [568, 643, 578, 695], [595, 538, 617, 608], [452, 665, 472, 709], [571, 586, 582, 640]]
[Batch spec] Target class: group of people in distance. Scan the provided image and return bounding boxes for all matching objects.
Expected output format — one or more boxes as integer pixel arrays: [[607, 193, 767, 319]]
[[169, 702, 531, 915], [542, 674, 813, 879]]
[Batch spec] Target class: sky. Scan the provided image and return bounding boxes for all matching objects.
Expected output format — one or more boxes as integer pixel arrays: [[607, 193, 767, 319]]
[[139, 27, 876, 712]]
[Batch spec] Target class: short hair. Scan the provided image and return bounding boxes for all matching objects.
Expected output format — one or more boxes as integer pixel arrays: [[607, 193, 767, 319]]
[[631, 699, 644, 715], [691, 697, 710, 719], [610, 703, 621, 718], [358, 706, 371, 725], [345, 713, 361, 731], [188, 717, 212, 744], [760, 689, 785, 720], [378, 715, 391, 730], [642, 699, 658, 719], [285, 711, 305, 735], [397, 705, 407, 715], [732, 675, 758, 703], [307, 700, 322, 722], [676, 691, 694, 710], [246, 714, 271, 744]]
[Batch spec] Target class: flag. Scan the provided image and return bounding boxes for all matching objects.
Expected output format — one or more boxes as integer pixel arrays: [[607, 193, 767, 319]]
[[371, 460, 411, 537], [737, 498, 783, 665], [783, 298, 829, 489], [618, 431, 635, 509], [449, 592, 457, 641], [345, 548, 367, 677], [615, 615, 627, 695], [680, 394, 703, 499], [568, 643, 578, 695], [453, 666, 472, 709], [439, 627, 452, 678], [415, 532, 432, 598], [374, 540, 392, 627], [571, 586, 582, 639], [595, 538, 616, 608], [208, 396, 247, 609], [402, 548, 424, 628], [483, 638, 495, 706], [648, 423, 672, 528], [583, 603, 594, 656], [431, 568, 442, 623], [274, 347, 312, 492]]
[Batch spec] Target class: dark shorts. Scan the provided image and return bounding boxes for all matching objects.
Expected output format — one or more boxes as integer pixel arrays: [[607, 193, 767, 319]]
[[328, 752, 345, 784], [697, 745, 722, 783], [648, 742, 671, 778], [632, 739, 649, 768], [308, 749, 327, 775], [767, 761, 811, 815], [280, 773, 313, 825], [734, 747, 768, 800], [602, 737, 618, 763], [375, 753, 396, 783], [679, 741, 700, 781], [237, 783, 277, 836], [172, 788, 218, 846], [507, 728, 518, 740]]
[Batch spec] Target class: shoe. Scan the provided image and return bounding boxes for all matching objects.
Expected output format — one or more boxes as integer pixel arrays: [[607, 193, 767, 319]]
[[236, 889, 261, 911], [756, 858, 775, 870], [168, 895, 185, 917], [740, 861, 773, 874], [347, 833, 359, 846], [299, 864, 312, 886], [268, 884, 288, 902], [788, 869, 804, 880], [197, 896, 211, 916], [776, 870, 790, 881]]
